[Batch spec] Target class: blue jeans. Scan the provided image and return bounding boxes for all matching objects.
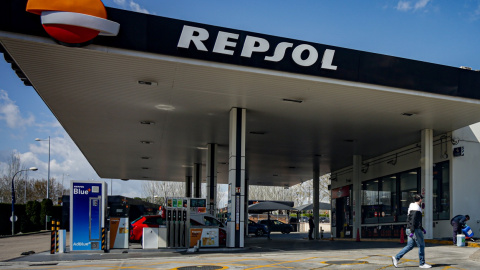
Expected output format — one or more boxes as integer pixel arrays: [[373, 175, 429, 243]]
[[394, 228, 425, 265]]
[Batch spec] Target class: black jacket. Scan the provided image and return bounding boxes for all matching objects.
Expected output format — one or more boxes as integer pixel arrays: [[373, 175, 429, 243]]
[[451, 215, 467, 226], [407, 210, 424, 232], [308, 218, 314, 228]]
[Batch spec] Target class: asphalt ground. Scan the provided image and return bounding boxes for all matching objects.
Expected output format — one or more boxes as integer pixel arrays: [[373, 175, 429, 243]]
[[1, 231, 480, 270]]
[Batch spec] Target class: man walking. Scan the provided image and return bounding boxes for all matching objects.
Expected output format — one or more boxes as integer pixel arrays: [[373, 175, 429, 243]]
[[451, 214, 470, 245], [392, 194, 431, 268]]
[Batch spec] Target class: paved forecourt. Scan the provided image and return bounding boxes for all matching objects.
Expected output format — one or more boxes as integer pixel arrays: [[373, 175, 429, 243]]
[[2, 232, 480, 269]]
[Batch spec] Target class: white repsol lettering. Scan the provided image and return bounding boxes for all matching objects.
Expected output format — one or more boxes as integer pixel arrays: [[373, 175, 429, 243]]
[[177, 25, 337, 70]]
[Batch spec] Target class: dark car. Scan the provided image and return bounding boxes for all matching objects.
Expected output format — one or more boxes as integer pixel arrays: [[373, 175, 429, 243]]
[[259, 219, 294, 234], [320, 217, 330, 223], [248, 219, 269, 237]]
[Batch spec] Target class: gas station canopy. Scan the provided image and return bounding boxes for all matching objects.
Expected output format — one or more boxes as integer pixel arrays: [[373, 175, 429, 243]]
[[2, 0, 480, 187]]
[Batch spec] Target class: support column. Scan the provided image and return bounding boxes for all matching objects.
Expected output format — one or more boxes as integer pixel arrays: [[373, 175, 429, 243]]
[[313, 163, 320, 239], [421, 129, 433, 239], [185, 175, 192, 198], [227, 108, 246, 248], [193, 163, 201, 198], [206, 143, 218, 214], [352, 155, 362, 240]]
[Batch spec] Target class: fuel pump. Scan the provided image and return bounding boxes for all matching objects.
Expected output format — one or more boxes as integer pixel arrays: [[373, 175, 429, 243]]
[[167, 208, 173, 247], [166, 197, 191, 248]]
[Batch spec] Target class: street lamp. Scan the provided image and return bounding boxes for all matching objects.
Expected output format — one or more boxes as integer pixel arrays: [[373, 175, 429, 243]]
[[12, 167, 38, 235], [35, 137, 50, 199]]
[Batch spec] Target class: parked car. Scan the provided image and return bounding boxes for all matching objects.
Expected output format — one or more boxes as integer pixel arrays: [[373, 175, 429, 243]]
[[248, 219, 269, 237], [259, 219, 294, 234], [130, 213, 226, 246], [129, 215, 165, 242], [320, 217, 330, 223]]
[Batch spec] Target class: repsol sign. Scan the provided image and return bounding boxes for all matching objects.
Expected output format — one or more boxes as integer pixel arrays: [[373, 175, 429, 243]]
[[177, 25, 338, 71]]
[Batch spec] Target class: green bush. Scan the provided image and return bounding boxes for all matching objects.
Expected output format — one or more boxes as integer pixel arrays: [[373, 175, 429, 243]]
[[40, 199, 53, 228], [26, 200, 41, 231]]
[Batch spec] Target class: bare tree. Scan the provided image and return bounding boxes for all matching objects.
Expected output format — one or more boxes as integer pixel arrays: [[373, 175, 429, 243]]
[[247, 174, 331, 207], [142, 180, 186, 204]]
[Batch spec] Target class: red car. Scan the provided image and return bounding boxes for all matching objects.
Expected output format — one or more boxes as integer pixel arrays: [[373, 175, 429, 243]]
[[129, 215, 165, 242]]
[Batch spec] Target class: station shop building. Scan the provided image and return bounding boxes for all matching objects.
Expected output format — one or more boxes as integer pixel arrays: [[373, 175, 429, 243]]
[[2, 0, 480, 246]]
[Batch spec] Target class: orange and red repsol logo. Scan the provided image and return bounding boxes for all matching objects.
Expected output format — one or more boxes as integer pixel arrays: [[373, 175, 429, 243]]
[[26, 0, 120, 45]]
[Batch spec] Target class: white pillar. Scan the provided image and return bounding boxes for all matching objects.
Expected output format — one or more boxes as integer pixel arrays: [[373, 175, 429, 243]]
[[227, 108, 246, 248], [421, 129, 433, 239], [193, 163, 201, 198], [207, 143, 218, 214], [352, 155, 362, 239]]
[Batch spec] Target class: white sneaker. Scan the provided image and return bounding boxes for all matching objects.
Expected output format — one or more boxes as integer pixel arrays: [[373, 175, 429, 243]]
[[392, 256, 398, 268], [419, 263, 432, 268]]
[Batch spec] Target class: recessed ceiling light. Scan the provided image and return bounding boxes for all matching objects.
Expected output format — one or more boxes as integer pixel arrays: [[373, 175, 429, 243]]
[[288, 166, 296, 169], [401, 112, 416, 116], [141, 156, 151, 160], [155, 104, 175, 111], [142, 176, 150, 179], [249, 131, 266, 135], [273, 174, 278, 176], [140, 121, 155, 125], [142, 167, 150, 170], [282, 98, 303, 103], [138, 80, 158, 86], [140, 141, 154, 144]]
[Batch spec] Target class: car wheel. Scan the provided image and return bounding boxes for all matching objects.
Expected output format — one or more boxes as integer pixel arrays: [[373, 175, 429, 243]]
[[255, 229, 264, 237]]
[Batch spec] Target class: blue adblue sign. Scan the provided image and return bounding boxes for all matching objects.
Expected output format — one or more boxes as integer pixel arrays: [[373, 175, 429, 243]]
[[70, 181, 107, 251]]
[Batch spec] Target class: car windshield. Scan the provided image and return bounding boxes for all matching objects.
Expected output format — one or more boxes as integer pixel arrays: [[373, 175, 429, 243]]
[[143, 216, 165, 225], [131, 216, 144, 224]]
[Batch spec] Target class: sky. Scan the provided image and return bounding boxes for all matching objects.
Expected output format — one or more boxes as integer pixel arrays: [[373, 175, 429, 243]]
[[1, 0, 480, 199]]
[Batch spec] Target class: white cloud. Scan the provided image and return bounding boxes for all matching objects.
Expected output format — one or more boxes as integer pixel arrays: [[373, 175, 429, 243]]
[[113, 0, 150, 14], [396, 1, 412, 11], [0, 89, 35, 129], [396, 0, 431, 12], [414, 0, 430, 10]]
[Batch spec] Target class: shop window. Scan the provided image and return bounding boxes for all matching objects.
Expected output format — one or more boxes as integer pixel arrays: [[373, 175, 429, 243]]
[[433, 161, 450, 220], [362, 180, 379, 224], [362, 168, 420, 224], [398, 169, 420, 222], [379, 176, 397, 223]]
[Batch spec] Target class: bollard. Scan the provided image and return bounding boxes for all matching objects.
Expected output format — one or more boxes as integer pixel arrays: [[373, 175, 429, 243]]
[[102, 227, 109, 252], [50, 221, 56, 254], [56, 220, 60, 253]]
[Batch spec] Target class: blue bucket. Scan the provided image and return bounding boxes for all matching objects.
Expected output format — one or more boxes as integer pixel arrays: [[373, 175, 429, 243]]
[[462, 225, 474, 238]]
